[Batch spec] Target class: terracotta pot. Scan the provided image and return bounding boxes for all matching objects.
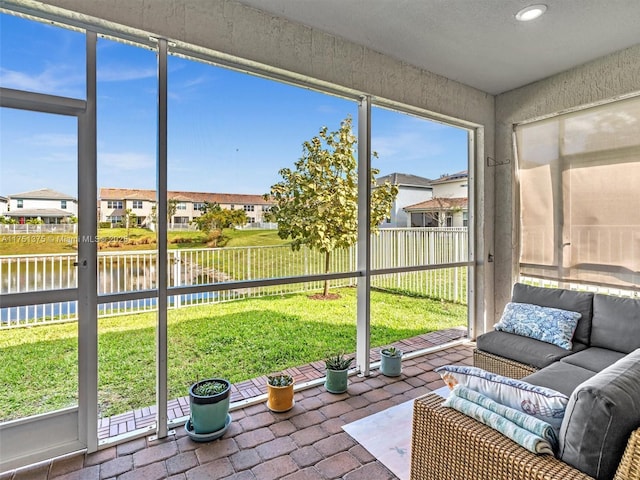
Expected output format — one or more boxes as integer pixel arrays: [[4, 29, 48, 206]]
[[266, 381, 295, 412]]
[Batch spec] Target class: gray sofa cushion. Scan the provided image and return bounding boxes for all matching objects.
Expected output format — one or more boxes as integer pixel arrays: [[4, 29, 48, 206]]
[[558, 348, 640, 480], [476, 330, 587, 369], [590, 294, 640, 353], [511, 283, 594, 346], [560, 347, 626, 373], [522, 362, 595, 397]]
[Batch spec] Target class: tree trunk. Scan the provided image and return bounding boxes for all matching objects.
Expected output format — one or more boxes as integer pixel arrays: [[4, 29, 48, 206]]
[[323, 251, 331, 296]]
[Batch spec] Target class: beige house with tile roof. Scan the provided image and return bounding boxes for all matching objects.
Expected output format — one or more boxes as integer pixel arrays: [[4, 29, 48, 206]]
[[404, 197, 468, 227], [99, 188, 274, 228], [5, 188, 77, 224], [404, 171, 469, 227]]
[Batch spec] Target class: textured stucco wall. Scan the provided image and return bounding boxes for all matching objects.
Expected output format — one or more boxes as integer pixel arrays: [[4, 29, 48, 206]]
[[36, 0, 494, 124], [493, 44, 640, 324], [24, 0, 496, 333]]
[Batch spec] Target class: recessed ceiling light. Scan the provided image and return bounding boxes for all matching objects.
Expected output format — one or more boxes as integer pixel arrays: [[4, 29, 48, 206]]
[[515, 4, 547, 21]]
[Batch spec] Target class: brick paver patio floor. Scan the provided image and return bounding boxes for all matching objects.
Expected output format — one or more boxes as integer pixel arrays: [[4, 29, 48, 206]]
[[4, 330, 473, 480]]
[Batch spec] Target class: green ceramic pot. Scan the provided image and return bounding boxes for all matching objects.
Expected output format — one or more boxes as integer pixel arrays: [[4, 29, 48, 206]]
[[380, 349, 403, 377], [189, 378, 231, 434], [324, 368, 349, 394]]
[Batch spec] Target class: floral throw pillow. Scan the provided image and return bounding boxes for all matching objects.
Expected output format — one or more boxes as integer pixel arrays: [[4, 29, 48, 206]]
[[494, 302, 582, 350], [435, 365, 569, 432]]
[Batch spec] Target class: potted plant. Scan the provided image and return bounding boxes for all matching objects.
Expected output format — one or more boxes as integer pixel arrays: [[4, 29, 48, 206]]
[[380, 346, 403, 377], [187, 377, 231, 439], [324, 353, 354, 394], [266, 374, 295, 412]]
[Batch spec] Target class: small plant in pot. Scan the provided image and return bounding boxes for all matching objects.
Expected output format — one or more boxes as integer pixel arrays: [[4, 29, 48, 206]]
[[380, 346, 403, 377], [266, 374, 295, 412], [188, 377, 231, 438], [324, 353, 354, 394]]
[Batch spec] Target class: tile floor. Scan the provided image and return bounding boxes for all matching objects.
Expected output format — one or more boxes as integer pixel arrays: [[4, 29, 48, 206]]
[[101, 328, 467, 440], [3, 339, 474, 480]]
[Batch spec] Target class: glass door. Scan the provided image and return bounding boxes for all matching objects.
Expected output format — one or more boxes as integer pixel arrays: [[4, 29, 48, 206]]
[[0, 99, 91, 471]]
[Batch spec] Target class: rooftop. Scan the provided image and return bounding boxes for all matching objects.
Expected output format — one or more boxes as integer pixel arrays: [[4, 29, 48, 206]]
[[99, 188, 273, 205], [430, 171, 468, 185], [7, 188, 76, 201], [4, 208, 73, 218], [376, 173, 432, 188], [405, 197, 468, 212]]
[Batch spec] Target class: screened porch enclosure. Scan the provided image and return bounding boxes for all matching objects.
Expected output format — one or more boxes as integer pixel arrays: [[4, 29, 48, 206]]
[[0, 5, 475, 471]]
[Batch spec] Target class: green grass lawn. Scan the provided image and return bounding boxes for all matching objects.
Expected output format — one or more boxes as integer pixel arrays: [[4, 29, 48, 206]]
[[0, 287, 466, 420], [0, 228, 287, 255]]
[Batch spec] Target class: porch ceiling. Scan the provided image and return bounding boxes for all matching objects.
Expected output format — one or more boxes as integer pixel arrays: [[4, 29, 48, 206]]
[[235, 0, 640, 95]]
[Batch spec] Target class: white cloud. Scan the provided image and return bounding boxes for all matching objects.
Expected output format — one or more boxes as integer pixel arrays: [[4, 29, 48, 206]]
[[42, 152, 76, 164], [370, 114, 468, 178], [30, 134, 77, 148], [182, 75, 209, 88], [316, 104, 338, 114], [372, 131, 445, 161], [0, 66, 84, 97], [99, 152, 155, 170], [97, 65, 156, 82]]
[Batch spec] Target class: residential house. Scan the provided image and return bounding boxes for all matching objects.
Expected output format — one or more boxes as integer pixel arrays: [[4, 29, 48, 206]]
[[376, 172, 432, 228], [99, 187, 274, 228], [403, 171, 468, 227], [430, 170, 468, 198], [0, 196, 7, 216], [5, 188, 77, 224]]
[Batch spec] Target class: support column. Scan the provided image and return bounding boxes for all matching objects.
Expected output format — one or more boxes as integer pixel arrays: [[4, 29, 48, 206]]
[[356, 96, 372, 375], [156, 38, 169, 439], [78, 30, 98, 453]]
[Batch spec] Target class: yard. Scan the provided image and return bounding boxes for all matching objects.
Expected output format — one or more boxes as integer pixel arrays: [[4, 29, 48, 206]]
[[0, 227, 288, 255], [0, 287, 466, 421]]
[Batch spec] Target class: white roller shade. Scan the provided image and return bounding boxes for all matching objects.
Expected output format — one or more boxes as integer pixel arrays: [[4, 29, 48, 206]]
[[516, 96, 640, 289]]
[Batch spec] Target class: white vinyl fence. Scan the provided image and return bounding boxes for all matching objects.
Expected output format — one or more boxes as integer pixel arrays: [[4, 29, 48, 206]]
[[0, 224, 78, 234], [1, 228, 468, 328]]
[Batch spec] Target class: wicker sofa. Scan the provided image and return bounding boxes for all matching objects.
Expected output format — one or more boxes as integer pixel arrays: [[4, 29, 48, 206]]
[[410, 283, 640, 480]]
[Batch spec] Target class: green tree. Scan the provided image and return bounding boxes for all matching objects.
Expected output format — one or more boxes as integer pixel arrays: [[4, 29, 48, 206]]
[[267, 115, 398, 297], [149, 199, 180, 228], [167, 199, 178, 226], [124, 209, 137, 236], [192, 202, 248, 233], [192, 202, 248, 247]]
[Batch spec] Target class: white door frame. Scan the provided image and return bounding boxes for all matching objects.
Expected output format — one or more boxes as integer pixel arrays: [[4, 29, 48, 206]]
[[0, 31, 98, 471]]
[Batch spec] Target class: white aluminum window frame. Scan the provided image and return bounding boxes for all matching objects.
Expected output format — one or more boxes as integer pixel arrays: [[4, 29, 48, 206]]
[[0, 29, 98, 470], [0, 3, 481, 461]]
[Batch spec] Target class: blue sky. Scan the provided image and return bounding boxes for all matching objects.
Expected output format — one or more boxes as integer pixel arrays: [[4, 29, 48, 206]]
[[0, 13, 468, 198]]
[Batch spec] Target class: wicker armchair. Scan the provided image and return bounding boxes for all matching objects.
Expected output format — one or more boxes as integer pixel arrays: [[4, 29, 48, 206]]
[[410, 393, 640, 480]]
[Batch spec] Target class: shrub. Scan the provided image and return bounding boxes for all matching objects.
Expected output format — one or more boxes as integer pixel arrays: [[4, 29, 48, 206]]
[[325, 353, 354, 371], [267, 374, 294, 387], [192, 380, 227, 396]]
